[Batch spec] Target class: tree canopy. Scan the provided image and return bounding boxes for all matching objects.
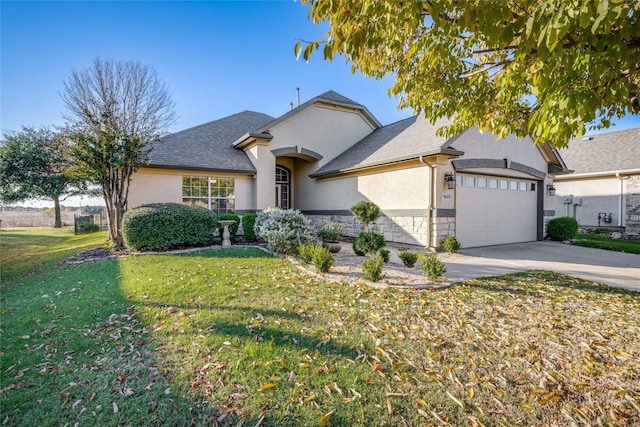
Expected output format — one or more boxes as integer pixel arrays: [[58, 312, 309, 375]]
[[0, 126, 87, 227], [297, 0, 640, 147], [62, 58, 176, 246]]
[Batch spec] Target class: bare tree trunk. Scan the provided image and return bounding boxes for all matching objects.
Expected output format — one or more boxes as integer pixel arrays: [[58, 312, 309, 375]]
[[53, 195, 62, 228]]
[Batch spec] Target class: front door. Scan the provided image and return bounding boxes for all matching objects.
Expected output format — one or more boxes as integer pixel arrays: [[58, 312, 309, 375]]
[[275, 166, 290, 209]]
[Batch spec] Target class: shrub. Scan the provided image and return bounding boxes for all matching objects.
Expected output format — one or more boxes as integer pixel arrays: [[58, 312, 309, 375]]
[[398, 250, 418, 268], [241, 213, 258, 242], [379, 248, 390, 263], [442, 235, 461, 253], [122, 203, 217, 251], [317, 221, 343, 242], [78, 222, 100, 233], [362, 255, 384, 282], [548, 216, 579, 241], [298, 243, 317, 263], [312, 246, 334, 273], [418, 252, 446, 282], [217, 213, 240, 240], [350, 201, 381, 231], [255, 208, 316, 255], [353, 231, 386, 256]]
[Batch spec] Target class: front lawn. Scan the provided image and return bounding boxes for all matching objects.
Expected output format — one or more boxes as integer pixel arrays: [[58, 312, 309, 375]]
[[573, 232, 640, 254], [2, 242, 639, 425], [1, 227, 108, 282]]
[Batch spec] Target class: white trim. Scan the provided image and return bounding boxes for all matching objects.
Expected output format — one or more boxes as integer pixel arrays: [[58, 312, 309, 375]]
[[554, 168, 640, 180]]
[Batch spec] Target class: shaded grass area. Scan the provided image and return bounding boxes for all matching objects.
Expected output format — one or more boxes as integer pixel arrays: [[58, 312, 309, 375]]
[[1, 227, 108, 283], [573, 233, 640, 254], [2, 243, 639, 426]]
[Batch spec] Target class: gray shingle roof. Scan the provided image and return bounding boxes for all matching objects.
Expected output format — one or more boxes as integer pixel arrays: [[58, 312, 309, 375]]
[[558, 128, 640, 174], [147, 111, 275, 173], [311, 115, 459, 177]]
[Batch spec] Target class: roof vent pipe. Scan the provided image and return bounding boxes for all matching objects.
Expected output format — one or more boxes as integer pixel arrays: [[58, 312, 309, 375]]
[[296, 87, 300, 107], [289, 102, 294, 111]]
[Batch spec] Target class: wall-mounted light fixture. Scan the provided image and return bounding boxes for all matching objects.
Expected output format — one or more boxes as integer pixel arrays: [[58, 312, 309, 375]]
[[444, 172, 456, 190], [547, 183, 556, 196]]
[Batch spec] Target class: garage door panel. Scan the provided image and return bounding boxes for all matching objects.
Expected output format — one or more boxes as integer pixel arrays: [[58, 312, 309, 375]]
[[456, 173, 537, 248]]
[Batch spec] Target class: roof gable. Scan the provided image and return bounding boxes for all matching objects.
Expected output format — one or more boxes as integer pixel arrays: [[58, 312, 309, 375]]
[[252, 90, 381, 135], [147, 111, 275, 173], [311, 115, 461, 177], [558, 128, 640, 174]]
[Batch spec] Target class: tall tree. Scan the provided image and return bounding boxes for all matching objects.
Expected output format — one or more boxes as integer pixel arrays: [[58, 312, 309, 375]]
[[62, 58, 176, 247], [0, 126, 87, 228], [297, 0, 640, 147]]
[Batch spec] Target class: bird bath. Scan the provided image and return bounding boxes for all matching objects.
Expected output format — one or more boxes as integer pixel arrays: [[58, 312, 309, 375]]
[[218, 220, 236, 247]]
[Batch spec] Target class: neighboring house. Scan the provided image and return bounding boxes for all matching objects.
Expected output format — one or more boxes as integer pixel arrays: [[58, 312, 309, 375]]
[[551, 128, 640, 233], [128, 90, 567, 248]]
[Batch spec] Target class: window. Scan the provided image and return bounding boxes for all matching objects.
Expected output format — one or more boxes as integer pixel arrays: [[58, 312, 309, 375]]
[[489, 179, 498, 189], [500, 179, 508, 190], [182, 176, 235, 214], [465, 176, 475, 187], [510, 180, 518, 191], [456, 175, 463, 187], [182, 176, 209, 209], [477, 177, 487, 188], [210, 177, 235, 214], [275, 166, 290, 209], [530, 182, 536, 191], [519, 182, 527, 191]]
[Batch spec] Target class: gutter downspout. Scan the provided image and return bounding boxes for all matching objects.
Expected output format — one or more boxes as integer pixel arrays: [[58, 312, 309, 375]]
[[616, 172, 629, 227], [420, 156, 435, 248]]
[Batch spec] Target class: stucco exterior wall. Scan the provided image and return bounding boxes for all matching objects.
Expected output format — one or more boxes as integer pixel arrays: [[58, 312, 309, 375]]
[[552, 173, 640, 230], [128, 167, 255, 212], [303, 165, 432, 246], [552, 176, 620, 227], [269, 105, 376, 169], [301, 164, 430, 211], [454, 129, 547, 173]]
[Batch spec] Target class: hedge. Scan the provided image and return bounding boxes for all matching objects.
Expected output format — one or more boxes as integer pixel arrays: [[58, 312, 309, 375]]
[[122, 203, 218, 251]]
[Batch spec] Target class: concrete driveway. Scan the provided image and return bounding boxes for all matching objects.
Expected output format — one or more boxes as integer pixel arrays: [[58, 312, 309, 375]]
[[437, 241, 640, 291]]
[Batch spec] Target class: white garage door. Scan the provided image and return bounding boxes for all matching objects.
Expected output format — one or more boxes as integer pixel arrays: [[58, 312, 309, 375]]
[[455, 174, 538, 248]]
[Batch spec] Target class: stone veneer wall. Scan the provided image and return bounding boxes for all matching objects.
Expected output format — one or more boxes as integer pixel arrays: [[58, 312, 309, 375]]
[[307, 214, 431, 246], [626, 175, 640, 234], [431, 216, 456, 248]]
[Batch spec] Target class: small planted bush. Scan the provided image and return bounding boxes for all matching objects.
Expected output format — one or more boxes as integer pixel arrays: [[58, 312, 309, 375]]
[[255, 208, 316, 255], [312, 246, 334, 273], [418, 252, 446, 282], [317, 221, 343, 242], [362, 254, 384, 282], [442, 235, 461, 253], [217, 213, 240, 240], [353, 231, 386, 256], [548, 217, 579, 241], [78, 222, 100, 233], [398, 250, 418, 268], [379, 248, 390, 263], [241, 213, 258, 242], [350, 201, 380, 232], [298, 243, 317, 263], [122, 203, 217, 251]]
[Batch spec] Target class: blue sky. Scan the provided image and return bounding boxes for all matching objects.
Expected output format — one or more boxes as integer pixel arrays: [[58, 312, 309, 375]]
[[1, 0, 411, 135], [4, 1, 640, 134], [2, 1, 639, 207]]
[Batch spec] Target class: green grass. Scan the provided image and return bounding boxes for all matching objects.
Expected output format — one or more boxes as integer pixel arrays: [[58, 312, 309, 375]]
[[2, 231, 640, 426], [573, 233, 640, 254], [1, 227, 109, 283]]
